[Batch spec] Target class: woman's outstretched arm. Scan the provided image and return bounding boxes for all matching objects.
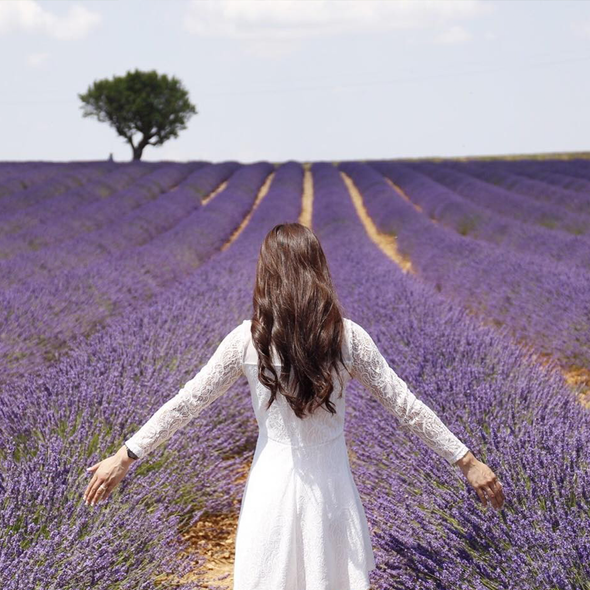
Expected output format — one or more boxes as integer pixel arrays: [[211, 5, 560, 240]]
[[124, 320, 247, 460], [83, 320, 248, 506], [346, 318, 504, 510]]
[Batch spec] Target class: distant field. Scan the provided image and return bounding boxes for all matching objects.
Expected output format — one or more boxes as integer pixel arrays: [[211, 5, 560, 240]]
[[1, 156, 588, 590]]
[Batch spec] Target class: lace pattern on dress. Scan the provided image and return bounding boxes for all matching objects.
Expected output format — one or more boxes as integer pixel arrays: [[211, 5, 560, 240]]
[[345, 318, 469, 466], [124, 320, 248, 459]]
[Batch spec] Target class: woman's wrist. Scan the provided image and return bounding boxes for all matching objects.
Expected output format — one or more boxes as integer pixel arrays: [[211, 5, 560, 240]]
[[454, 450, 477, 471], [117, 444, 136, 467]]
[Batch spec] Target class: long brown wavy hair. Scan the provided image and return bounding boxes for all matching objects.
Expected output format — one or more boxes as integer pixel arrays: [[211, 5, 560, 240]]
[[251, 222, 351, 419]]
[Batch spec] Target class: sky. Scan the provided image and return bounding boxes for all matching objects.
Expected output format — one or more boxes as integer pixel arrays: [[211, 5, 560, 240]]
[[1, 0, 590, 163]]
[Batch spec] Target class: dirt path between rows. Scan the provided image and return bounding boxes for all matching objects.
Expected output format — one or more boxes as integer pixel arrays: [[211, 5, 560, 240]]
[[202, 179, 229, 205], [300, 162, 313, 228], [340, 171, 414, 274]]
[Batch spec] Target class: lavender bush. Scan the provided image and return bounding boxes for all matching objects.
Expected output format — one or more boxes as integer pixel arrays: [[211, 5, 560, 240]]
[[0, 162, 270, 384], [0, 162, 115, 216], [441, 159, 590, 216], [406, 160, 590, 237], [0, 161, 115, 199], [0, 162, 158, 247]]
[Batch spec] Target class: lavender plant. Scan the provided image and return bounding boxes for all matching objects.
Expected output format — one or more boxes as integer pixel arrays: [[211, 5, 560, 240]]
[[407, 160, 590, 237]]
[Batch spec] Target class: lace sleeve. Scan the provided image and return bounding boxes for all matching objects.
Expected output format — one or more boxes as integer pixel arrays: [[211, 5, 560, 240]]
[[347, 319, 469, 466], [124, 320, 248, 460]]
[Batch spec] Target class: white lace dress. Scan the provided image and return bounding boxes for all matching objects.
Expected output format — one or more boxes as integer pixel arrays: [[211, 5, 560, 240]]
[[125, 318, 470, 590]]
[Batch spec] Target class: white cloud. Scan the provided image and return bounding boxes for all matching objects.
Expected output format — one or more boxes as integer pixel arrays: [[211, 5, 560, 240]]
[[27, 51, 50, 67], [434, 24, 472, 45], [184, 0, 493, 40], [0, 1, 102, 40]]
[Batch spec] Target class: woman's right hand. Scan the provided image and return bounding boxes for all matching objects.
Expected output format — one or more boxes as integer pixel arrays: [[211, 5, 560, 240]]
[[84, 445, 135, 507], [455, 451, 505, 510]]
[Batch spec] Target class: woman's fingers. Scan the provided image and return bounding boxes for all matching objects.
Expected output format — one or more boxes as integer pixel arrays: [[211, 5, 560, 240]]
[[481, 482, 504, 510], [86, 477, 107, 506], [465, 463, 505, 511], [483, 485, 499, 509], [84, 472, 98, 503], [85, 478, 100, 505], [490, 480, 505, 509], [83, 454, 131, 507], [102, 483, 113, 501], [475, 485, 487, 507], [95, 483, 110, 504]]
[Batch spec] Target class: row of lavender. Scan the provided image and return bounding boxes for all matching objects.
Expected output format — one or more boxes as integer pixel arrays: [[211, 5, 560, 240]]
[[369, 160, 590, 273], [339, 161, 590, 372], [399, 160, 590, 236], [0, 161, 126, 213], [0, 161, 271, 384], [312, 162, 590, 589], [0, 161, 138, 196], [1, 163, 200, 274], [440, 158, 590, 217], [444, 157, 590, 198], [0, 161, 304, 590], [0, 162, 156, 245]]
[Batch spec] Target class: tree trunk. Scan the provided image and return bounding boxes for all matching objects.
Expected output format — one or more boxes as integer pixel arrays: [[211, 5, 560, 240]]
[[132, 144, 144, 161], [130, 134, 151, 161]]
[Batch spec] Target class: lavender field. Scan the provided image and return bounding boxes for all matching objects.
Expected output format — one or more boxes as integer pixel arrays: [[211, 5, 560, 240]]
[[1, 157, 589, 590]]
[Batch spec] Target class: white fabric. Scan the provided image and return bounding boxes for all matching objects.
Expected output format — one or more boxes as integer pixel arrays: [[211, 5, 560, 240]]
[[125, 318, 469, 590]]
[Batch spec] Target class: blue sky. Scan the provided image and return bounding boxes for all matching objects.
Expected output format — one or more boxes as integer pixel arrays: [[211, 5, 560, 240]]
[[1, 0, 590, 163]]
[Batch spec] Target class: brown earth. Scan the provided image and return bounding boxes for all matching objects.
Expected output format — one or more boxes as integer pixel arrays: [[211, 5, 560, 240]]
[[300, 162, 313, 228], [340, 171, 414, 274], [202, 180, 229, 205]]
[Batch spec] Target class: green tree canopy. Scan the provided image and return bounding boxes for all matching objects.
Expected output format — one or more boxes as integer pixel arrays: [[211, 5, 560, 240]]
[[78, 69, 197, 161]]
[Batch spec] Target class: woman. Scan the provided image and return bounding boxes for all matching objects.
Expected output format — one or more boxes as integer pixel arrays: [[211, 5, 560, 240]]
[[84, 222, 504, 590]]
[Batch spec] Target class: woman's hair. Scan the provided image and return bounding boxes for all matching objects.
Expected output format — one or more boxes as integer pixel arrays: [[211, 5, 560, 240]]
[[251, 222, 351, 419]]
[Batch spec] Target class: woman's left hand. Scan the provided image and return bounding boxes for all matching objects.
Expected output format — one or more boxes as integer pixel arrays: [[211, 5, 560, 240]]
[[83, 446, 134, 506]]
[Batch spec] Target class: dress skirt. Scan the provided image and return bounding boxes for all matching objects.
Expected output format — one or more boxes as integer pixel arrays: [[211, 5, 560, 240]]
[[233, 430, 376, 590]]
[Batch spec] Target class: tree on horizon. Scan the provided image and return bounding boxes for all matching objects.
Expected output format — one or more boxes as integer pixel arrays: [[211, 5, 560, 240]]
[[78, 69, 197, 161]]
